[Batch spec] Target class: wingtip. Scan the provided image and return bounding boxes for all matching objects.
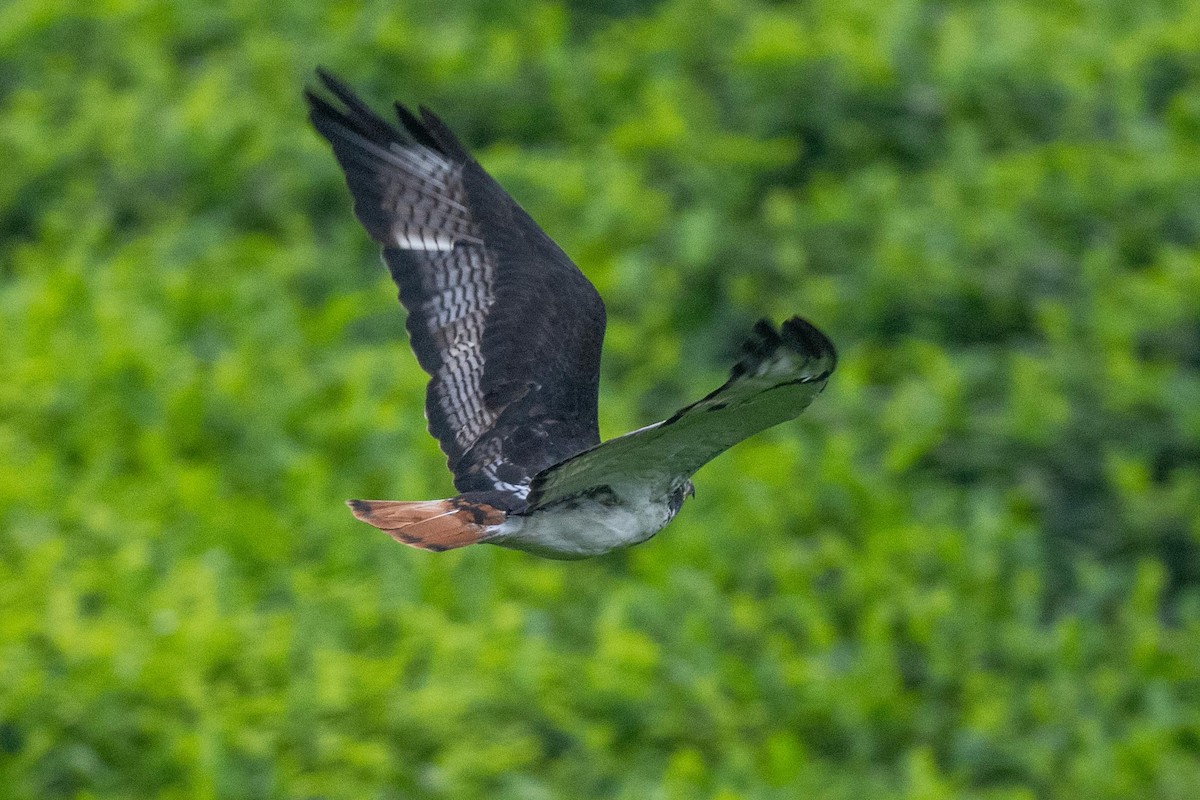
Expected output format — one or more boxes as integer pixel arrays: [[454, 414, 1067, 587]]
[[781, 316, 838, 373], [394, 101, 442, 151], [347, 499, 373, 523], [304, 69, 355, 124], [742, 319, 782, 361], [308, 66, 347, 106], [734, 316, 838, 379], [752, 318, 776, 339], [313, 66, 353, 98], [415, 105, 470, 160]]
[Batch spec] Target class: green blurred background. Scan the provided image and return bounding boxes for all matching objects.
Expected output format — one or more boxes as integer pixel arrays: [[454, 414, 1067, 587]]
[[2, 0, 1199, 797]]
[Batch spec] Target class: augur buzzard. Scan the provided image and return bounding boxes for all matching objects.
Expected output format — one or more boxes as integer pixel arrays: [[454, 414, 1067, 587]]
[[306, 70, 837, 559]]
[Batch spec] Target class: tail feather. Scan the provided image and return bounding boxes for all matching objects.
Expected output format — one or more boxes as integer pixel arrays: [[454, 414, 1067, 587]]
[[347, 497, 505, 552]]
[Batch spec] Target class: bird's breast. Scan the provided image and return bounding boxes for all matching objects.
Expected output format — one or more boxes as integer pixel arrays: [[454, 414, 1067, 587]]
[[485, 484, 677, 559]]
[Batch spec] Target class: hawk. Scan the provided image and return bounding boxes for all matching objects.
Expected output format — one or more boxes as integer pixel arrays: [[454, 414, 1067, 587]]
[[306, 70, 837, 559]]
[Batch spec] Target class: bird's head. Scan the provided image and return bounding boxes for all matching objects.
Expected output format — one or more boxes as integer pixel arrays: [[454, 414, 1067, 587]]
[[668, 480, 695, 518]]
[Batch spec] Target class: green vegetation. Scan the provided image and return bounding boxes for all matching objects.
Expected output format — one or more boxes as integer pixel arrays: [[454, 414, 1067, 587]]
[[2, 0, 1199, 797]]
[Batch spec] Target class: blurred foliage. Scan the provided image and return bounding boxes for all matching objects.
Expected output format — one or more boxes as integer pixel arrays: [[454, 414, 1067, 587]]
[[2, 0, 1199, 797]]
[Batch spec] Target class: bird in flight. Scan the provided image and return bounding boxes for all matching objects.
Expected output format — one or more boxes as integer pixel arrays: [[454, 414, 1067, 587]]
[[305, 69, 837, 559]]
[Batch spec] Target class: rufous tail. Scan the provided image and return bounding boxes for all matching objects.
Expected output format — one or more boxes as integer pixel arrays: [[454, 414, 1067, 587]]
[[347, 497, 506, 552]]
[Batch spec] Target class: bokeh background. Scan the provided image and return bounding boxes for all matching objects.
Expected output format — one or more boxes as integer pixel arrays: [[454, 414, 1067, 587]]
[[3, 0, 1200, 797]]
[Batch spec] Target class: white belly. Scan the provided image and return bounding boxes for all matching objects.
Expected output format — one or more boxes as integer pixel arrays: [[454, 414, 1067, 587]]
[[486, 485, 675, 559]]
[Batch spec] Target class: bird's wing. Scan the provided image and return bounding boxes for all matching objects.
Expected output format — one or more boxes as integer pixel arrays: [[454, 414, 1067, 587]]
[[524, 318, 836, 510], [306, 70, 606, 505]]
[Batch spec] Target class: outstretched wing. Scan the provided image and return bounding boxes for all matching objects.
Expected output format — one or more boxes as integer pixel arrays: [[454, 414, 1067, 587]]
[[524, 317, 836, 510], [306, 70, 606, 506]]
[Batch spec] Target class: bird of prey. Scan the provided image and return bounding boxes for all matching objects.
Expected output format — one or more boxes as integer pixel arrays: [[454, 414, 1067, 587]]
[[305, 69, 837, 559]]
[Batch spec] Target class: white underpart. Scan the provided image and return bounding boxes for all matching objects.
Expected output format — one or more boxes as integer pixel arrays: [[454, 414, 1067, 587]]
[[485, 482, 677, 559]]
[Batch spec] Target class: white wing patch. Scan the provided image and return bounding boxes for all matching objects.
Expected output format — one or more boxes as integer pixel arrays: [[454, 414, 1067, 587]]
[[379, 145, 483, 251], [393, 227, 458, 251]]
